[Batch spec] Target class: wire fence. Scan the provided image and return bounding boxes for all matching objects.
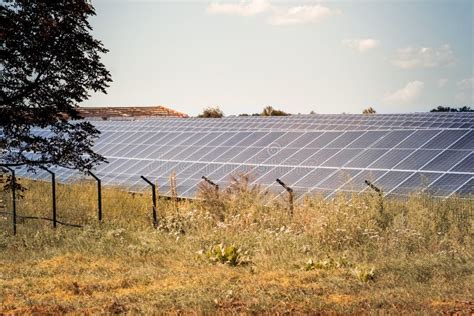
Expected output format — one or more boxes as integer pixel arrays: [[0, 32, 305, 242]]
[[1, 167, 473, 236]]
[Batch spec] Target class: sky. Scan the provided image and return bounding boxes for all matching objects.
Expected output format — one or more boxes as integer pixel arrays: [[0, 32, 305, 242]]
[[84, 0, 474, 116]]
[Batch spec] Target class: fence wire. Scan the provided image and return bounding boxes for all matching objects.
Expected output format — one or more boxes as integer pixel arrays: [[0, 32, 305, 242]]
[[0, 173, 472, 235]]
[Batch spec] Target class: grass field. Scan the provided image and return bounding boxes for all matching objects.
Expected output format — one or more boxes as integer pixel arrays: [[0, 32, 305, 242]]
[[0, 177, 473, 313]]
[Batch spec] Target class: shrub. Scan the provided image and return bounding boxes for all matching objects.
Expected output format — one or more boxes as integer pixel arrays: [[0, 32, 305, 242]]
[[362, 107, 376, 114], [261, 106, 289, 116], [202, 243, 250, 266], [198, 106, 224, 118]]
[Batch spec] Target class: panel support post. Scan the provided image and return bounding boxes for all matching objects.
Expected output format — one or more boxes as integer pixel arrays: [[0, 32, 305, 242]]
[[4, 166, 17, 235], [276, 178, 294, 217], [202, 176, 219, 195], [42, 167, 57, 228], [365, 180, 384, 213], [89, 171, 102, 223], [141, 176, 158, 228]]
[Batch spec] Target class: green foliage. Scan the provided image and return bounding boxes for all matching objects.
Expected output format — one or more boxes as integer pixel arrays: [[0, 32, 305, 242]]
[[305, 258, 332, 270], [261, 106, 289, 116], [1, 0, 111, 172], [430, 106, 472, 112], [303, 255, 376, 284], [198, 106, 224, 118], [202, 243, 250, 266], [362, 107, 377, 114]]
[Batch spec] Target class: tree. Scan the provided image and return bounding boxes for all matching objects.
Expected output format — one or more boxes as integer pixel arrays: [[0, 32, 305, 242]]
[[430, 106, 472, 112], [362, 107, 376, 114], [1, 0, 111, 172], [261, 106, 289, 116], [198, 106, 224, 118]]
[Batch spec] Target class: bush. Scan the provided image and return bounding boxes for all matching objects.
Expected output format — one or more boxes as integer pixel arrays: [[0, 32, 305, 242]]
[[362, 107, 376, 114], [198, 106, 224, 118], [261, 106, 289, 116]]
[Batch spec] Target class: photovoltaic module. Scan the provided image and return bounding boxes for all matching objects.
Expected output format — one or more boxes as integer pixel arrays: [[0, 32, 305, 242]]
[[10, 112, 474, 199]]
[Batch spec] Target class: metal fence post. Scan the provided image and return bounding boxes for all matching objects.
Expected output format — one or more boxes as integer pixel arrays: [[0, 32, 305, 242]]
[[42, 167, 57, 228], [89, 171, 102, 222], [141, 176, 158, 228], [276, 178, 294, 216], [365, 180, 384, 213], [4, 166, 17, 235]]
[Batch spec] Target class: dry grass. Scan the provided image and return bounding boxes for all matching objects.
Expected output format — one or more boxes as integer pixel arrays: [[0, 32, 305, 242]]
[[0, 177, 473, 314]]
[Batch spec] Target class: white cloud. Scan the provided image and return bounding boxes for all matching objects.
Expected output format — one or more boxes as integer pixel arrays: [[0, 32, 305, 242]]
[[342, 38, 379, 52], [384, 81, 424, 103], [455, 77, 474, 102], [207, 1, 338, 26], [455, 92, 474, 102], [392, 44, 455, 69], [437, 78, 448, 88], [207, 0, 271, 16], [456, 77, 474, 90], [269, 4, 337, 25]]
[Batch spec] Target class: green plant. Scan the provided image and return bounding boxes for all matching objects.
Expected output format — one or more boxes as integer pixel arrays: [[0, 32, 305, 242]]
[[305, 258, 332, 270], [203, 243, 250, 266], [261, 106, 289, 116], [362, 107, 377, 114], [2, 0, 111, 173], [198, 106, 224, 118]]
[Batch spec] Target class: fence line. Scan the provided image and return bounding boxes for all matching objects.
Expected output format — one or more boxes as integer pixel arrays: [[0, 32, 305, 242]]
[[1, 165, 472, 236]]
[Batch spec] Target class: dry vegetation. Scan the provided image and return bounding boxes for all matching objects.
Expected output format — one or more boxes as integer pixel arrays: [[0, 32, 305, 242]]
[[0, 176, 473, 314]]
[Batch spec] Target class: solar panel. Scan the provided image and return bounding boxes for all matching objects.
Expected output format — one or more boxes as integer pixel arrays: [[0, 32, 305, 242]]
[[5, 112, 474, 199]]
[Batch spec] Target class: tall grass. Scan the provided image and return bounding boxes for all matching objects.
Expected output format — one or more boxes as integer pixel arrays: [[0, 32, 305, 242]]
[[0, 176, 472, 313]]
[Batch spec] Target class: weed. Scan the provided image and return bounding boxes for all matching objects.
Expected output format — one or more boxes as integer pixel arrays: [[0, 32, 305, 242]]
[[202, 243, 251, 266], [352, 265, 376, 283]]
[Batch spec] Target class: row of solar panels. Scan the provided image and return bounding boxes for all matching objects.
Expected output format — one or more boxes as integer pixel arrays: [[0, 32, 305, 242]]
[[91, 112, 474, 123], [16, 119, 473, 199], [30, 129, 473, 165], [91, 113, 474, 131], [20, 161, 472, 200]]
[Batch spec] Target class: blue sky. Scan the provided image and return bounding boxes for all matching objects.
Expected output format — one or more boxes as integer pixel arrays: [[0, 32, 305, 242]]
[[84, 0, 473, 115]]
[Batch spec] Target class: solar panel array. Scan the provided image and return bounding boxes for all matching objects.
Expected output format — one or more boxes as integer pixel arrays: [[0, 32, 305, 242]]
[[12, 113, 474, 199], [91, 112, 474, 131]]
